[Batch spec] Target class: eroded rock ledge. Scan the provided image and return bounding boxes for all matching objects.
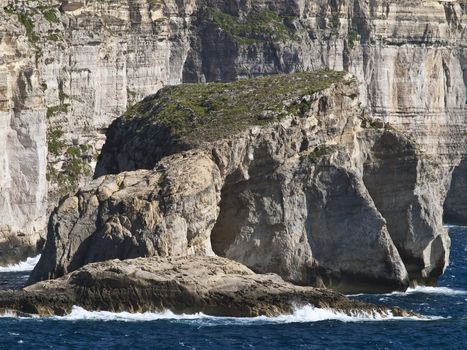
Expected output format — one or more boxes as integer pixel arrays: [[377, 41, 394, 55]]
[[1, 256, 415, 318], [30, 71, 449, 293]]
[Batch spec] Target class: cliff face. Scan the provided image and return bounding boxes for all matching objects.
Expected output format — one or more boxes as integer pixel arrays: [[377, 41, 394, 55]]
[[0, 4, 47, 264], [185, 1, 466, 152], [0, 0, 194, 261], [30, 73, 449, 293], [444, 156, 467, 223], [0, 0, 465, 263]]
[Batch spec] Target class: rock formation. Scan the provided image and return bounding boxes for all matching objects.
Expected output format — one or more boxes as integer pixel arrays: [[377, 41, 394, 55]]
[[0, 0, 465, 263], [0, 2, 47, 264], [0, 256, 416, 317], [29, 72, 449, 293]]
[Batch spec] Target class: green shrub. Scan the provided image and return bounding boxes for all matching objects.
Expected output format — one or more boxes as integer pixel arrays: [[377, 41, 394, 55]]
[[124, 70, 345, 146], [207, 9, 296, 45]]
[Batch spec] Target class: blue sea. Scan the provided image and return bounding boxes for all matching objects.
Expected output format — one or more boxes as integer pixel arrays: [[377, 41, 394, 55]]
[[0, 226, 466, 349]]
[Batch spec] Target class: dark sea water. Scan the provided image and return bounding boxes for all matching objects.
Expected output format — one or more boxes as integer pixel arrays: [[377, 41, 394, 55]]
[[0, 226, 466, 349]]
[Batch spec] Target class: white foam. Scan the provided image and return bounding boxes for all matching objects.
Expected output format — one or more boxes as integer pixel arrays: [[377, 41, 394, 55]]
[[57, 307, 205, 322], [45, 305, 429, 324], [399, 286, 467, 296], [443, 224, 467, 229], [0, 310, 20, 318], [0, 255, 41, 273], [351, 286, 467, 298]]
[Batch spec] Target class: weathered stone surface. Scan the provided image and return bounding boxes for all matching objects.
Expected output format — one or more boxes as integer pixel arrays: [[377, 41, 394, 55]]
[[30, 75, 449, 293], [0, 3, 47, 264], [0, 0, 465, 263], [0, 256, 416, 318], [212, 148, 410, 293], [31, 151, 221, 282], [360, 130, 450, 286]]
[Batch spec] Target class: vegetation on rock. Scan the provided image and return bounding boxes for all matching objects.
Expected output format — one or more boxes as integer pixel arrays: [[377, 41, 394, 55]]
[[4, 4, 39, 43], [205, 8, 297, 45], [3, 2, 60, 43], [124, 70, 345, 146], [347, 30, 359, 50]]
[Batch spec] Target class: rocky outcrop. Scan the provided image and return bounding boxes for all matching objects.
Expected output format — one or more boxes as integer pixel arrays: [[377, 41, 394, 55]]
[[213, 129, 448, 290], [30, 73, 449, 293], [0, 0, 464, 263], [360, 130, 449, 285], [1, 256, 416, 317]]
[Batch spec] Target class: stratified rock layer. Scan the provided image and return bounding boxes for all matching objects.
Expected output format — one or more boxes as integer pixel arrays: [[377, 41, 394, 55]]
[[0, 0, 464, 262], [0, 2, 47, 264], [0, 256, 416, 318], [30, 74, 449, 293]]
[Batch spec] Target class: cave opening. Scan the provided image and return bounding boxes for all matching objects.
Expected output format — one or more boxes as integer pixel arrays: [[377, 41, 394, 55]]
[[210, 181, 247, 257]]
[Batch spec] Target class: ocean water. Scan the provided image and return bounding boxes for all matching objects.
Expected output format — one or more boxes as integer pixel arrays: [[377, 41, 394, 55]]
[[0, 227, 466, 349]]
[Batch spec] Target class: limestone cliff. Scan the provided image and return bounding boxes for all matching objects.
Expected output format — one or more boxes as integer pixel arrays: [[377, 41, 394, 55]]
[[0, 2, 47, 264], [0, 0, 464, 264], [0, 0, 192, 261], [30, 73, 449, 293]]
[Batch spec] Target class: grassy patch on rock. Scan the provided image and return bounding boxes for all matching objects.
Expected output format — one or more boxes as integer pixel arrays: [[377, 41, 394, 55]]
[[39, 7, 59, 24], [124, 70, 345, 146], [205, 8, 297, 45], [47, 143, 93, 196], [4, 4, 38, 43], [306, 145, 338, 162]]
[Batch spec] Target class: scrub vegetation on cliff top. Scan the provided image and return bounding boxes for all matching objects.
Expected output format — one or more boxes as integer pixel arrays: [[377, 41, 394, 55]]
[[124, 70, 345, 145]]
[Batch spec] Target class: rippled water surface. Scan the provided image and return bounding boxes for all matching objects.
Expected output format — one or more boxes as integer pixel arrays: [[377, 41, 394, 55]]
[[0, 227, 466, 349]]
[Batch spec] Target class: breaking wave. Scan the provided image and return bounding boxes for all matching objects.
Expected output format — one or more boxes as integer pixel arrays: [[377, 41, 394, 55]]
[[393, 286, 467, 296], [35, 305, 433, 324], [444, 224, 467, 229], [349, 286, 467, 298], [0, 255, 41, 273]]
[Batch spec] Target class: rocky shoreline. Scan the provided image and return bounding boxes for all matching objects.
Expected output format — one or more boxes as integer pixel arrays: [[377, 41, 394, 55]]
[[0, 256, 416, 318]]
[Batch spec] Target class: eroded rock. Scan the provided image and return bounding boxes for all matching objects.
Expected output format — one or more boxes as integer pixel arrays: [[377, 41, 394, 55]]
[[1, 256, 416, 318], [30, 73, 449, 293], [0, 0, 465, 264]]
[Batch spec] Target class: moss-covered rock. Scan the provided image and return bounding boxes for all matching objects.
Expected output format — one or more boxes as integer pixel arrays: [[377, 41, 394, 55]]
[[125, 70, 344, 145]]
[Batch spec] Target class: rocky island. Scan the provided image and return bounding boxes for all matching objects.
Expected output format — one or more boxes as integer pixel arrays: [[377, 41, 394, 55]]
[[0, 70, 447, 317], [30, 71, 448, 294]]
